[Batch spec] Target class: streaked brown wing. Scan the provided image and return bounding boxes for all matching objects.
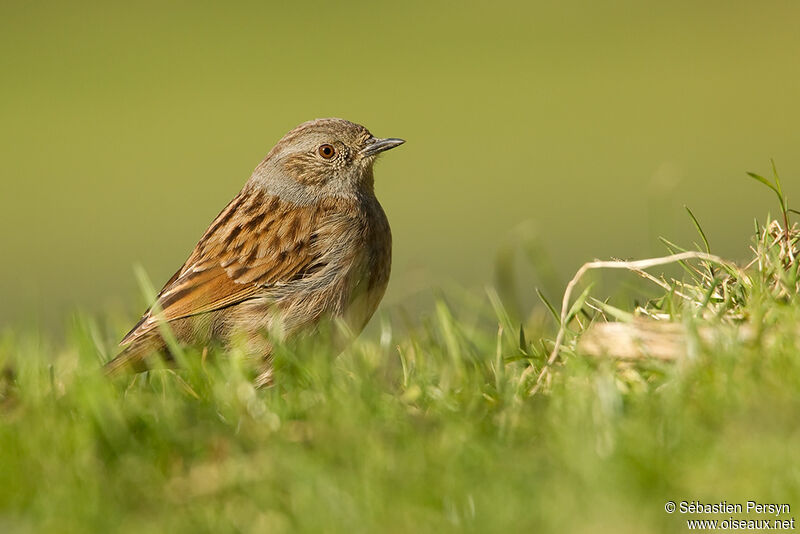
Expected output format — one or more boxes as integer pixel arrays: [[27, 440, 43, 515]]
[[120, 190, 324, 346]]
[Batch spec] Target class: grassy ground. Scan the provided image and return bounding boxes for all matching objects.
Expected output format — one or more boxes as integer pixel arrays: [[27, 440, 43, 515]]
[[2, 182, 800, 532]]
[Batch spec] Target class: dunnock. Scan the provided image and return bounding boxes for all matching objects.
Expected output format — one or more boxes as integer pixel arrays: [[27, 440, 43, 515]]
[[106, 118, 404, 385]]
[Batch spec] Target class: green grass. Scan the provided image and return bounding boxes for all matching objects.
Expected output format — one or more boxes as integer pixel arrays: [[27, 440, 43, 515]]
[[2, 182, 800, 532]]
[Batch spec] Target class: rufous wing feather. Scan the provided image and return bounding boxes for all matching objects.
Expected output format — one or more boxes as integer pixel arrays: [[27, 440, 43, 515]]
[[109, 191, 329, 372]]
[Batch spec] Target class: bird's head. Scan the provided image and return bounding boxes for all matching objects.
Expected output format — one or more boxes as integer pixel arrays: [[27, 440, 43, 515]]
[[251, 118, 404, 203]]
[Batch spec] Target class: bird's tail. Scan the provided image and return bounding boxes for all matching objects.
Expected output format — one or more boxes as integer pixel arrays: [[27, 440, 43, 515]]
[[104, 336, 163, 377]]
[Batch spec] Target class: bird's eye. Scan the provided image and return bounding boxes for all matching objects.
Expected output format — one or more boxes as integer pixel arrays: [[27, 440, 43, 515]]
[[318, 144, 336, 159]]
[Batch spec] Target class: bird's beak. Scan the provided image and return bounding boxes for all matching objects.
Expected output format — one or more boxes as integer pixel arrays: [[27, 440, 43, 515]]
[[361, 137, 405, 157]]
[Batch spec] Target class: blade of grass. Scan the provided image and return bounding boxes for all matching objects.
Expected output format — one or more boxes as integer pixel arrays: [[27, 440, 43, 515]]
[[588, 298, 635, 323], [536, 288, 560, 325], [565, 283, 594, 325], [684, 206, 711, 253], [746, 171, 780, 197], [133, 265, 187, 367]]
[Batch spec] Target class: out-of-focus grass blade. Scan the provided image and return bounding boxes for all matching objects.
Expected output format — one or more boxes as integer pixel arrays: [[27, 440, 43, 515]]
[[486, 287, 517, 347], [493, 244, 522, 320], [435, 300, 464, 376], [495, 325, 506, 392], [134, 264, 187, 366], [588, 298, 634, 323]]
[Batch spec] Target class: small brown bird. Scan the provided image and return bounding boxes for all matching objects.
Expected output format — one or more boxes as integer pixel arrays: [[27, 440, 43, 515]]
[[106, 118, 404, 385]]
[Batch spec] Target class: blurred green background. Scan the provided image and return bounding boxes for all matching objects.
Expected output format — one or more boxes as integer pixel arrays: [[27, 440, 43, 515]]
[[1, 0, 799, 328]]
